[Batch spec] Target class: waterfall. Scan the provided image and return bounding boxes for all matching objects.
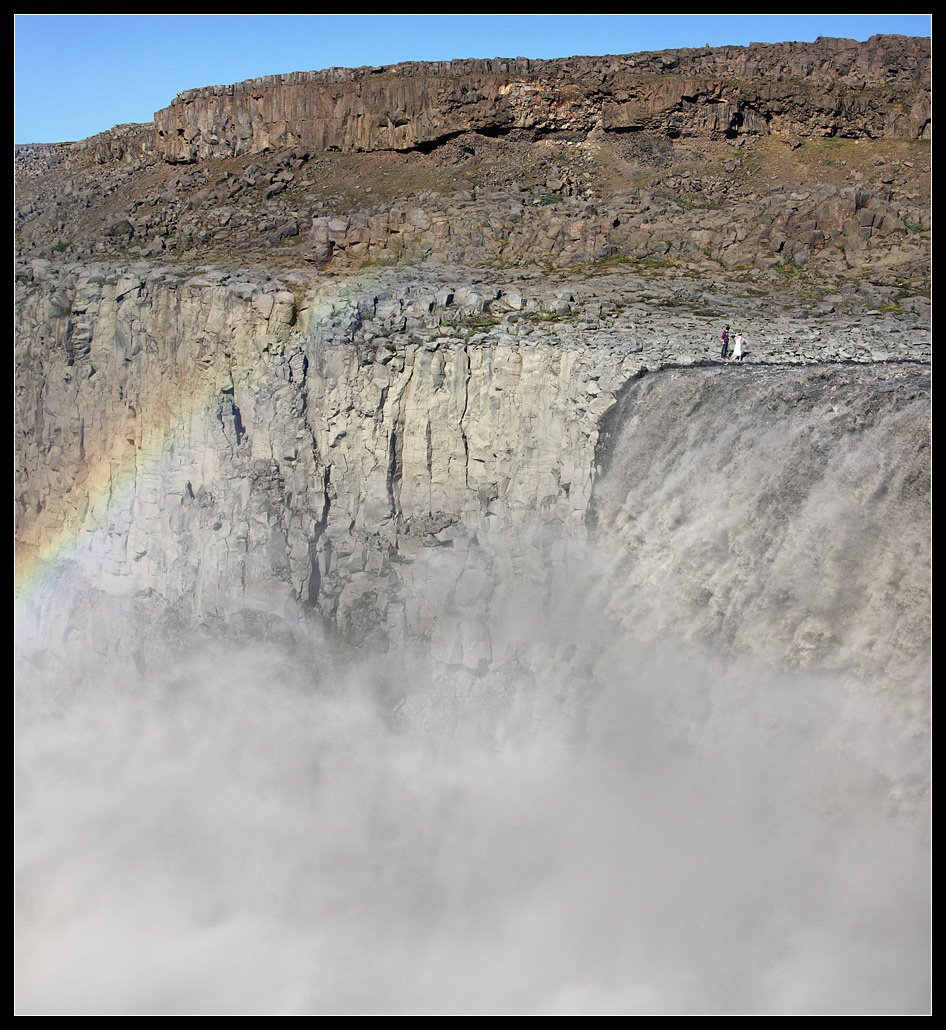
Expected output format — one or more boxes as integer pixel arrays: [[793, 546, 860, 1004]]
[[15, 362, 930, 1014]]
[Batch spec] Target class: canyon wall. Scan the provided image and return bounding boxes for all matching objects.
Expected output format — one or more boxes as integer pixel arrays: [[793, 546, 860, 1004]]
[[15, 37, 930, 287], [153, 36, 930, 163], [14, 36, 932, 1012], [15, 258, 931, 681], [301, 180, 924, 275]]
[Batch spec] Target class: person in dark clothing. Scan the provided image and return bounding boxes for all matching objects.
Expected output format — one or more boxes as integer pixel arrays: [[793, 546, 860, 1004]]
[[720, 325, 730, 359]]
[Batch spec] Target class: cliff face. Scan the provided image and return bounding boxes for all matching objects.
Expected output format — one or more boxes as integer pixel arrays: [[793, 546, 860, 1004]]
[[13, 37, 933, 1016], [301, 179, 924, 276], [13, 264, 641, 654], [15, 256, 931, 678], [153, 36, 930, 163], [14, 33, 932, 668], [15, 38, 931, 285]]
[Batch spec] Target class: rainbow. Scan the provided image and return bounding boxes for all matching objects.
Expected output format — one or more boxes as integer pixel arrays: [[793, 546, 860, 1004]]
[[14, 264, 382, 614]]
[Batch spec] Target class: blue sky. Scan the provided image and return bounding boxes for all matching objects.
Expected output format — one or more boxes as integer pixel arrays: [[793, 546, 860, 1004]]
[[14, 14, 932, 144]]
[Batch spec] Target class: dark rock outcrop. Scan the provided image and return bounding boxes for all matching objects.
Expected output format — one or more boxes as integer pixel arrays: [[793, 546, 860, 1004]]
[[152, 35, 930, 163], [14, 36, 931, 286]]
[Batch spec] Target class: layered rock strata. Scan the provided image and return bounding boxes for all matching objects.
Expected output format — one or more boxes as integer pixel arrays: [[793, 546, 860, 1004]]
[[153, 36, 930, 163], [15, 37, 930, 286], [302, 180, 924, 275]]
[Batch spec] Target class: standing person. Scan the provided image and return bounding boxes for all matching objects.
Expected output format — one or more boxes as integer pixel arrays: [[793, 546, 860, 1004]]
[[732, 330, 744, 361], [720, 324, 730, 359]]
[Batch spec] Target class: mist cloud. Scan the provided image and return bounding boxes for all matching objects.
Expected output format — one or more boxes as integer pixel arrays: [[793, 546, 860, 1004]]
[[15, 364, 930, 1014], [15, 580, 930, 1015]]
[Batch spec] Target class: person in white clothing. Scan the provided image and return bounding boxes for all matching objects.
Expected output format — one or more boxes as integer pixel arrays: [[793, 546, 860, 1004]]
[[731, 331, 745, 361]]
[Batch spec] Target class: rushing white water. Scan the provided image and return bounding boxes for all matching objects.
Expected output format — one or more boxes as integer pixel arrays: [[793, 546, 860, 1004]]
[[15, 363, 930, 1015], [592, 363, 931, 687]]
